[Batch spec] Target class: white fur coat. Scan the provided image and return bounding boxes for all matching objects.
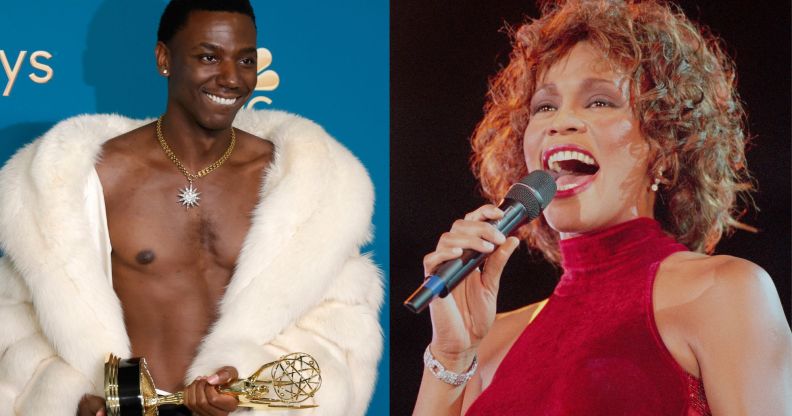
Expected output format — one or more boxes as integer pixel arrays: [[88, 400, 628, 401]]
[[0, 110, 383, 415]]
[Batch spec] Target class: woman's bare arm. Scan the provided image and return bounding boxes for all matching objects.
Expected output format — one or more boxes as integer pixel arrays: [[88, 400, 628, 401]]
[[687, 257, 792, 415]]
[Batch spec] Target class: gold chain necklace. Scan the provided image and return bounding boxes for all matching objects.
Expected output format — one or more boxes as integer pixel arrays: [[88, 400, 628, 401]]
[[156, 115, 236, 208]]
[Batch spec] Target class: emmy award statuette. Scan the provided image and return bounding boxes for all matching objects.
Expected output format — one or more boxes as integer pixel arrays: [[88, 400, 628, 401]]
[[104, 352, 321, 415]]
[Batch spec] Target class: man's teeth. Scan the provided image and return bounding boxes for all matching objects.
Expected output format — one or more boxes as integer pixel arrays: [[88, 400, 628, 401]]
[[205, 93, 237, 106], [547, 150, 597, 172]]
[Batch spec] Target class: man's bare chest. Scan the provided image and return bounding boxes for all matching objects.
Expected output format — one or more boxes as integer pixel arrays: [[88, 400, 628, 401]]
[[103, 174, 260, 273], [96, 130, 271, 275]]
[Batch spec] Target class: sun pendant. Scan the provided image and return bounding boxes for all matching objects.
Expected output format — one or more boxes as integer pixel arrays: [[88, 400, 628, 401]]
[[178, 183, 201, 208]]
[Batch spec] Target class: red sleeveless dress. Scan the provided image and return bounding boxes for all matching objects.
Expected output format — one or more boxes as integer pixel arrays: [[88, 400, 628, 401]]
[[466, 218, 711, 415]]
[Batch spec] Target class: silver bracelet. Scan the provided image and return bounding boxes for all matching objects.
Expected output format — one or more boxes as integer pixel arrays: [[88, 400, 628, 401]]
[[423, 345, 478, 386]]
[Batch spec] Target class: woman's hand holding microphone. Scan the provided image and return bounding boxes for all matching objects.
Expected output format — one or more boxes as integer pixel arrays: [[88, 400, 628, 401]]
[[422, 204, 521, 372]]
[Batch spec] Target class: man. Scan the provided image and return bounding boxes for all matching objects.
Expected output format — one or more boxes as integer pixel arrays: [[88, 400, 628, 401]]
[[0, 1, 382, 415]]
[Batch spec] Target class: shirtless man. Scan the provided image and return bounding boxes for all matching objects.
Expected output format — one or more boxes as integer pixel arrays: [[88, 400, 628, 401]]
[[0, 1, 382, 415], [81, 2, 266, 415]]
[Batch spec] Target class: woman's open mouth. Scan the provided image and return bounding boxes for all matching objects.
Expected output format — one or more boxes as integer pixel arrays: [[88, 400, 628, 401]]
[[542, 145, 600, 198]]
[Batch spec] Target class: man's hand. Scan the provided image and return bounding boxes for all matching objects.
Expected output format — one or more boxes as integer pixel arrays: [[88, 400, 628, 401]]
[[77, 394, 105, 416], [183, 366, 240, 416]]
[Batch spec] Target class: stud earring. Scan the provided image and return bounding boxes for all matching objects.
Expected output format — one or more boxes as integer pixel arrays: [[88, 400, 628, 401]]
[[161, 68, 169, 75], [651, 169, 664, 192]]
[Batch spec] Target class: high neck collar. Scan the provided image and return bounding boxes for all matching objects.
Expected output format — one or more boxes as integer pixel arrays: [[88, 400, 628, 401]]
[[555, 218, 683, 296]]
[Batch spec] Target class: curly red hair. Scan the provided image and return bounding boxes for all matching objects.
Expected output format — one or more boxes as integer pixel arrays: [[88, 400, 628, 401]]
[[471, 0, 753, 263]]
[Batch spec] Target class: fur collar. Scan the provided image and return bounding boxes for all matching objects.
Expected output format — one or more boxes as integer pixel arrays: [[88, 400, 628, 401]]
[[0, 109, 374, 389]]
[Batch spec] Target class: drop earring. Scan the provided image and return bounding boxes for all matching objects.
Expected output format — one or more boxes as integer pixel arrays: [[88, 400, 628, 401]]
[[651, 169, 664, 192], [161, 68, 169, 75]]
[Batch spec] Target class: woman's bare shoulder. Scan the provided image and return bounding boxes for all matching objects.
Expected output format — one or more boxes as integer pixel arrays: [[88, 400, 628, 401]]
[[657, 252, 777, 311], [657, 252, 785, 331], [655, 252, 785, 371], [658, 253, 791, 412]]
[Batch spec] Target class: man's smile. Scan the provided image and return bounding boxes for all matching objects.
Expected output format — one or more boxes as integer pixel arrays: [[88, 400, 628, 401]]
[[204, 91, 239, 106]]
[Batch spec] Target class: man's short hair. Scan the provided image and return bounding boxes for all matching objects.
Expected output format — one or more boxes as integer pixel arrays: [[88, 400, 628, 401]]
[[158, 0, 257, 44]]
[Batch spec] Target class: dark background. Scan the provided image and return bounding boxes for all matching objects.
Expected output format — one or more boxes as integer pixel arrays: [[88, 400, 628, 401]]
[[390, 1, 791, 414]]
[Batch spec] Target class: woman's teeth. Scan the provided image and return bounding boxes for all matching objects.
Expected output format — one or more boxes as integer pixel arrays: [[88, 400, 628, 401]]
[[547, 150, 598, 173], [205, 93, 237, 106], [557, 183, 579, 191]]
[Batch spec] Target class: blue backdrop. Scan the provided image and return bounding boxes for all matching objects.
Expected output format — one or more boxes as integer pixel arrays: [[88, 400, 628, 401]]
[[0, 1, 389, 414]]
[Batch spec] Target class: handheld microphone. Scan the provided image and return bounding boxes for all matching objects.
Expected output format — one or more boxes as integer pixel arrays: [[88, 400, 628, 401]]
[[403, 171, 556, 314]]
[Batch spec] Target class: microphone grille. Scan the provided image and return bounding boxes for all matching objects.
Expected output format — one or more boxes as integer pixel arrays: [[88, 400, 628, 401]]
[[505, 171, 557, 219]]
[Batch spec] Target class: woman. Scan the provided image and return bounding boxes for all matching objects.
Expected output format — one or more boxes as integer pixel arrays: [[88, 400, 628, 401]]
[[412, 0, 792, 414]]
